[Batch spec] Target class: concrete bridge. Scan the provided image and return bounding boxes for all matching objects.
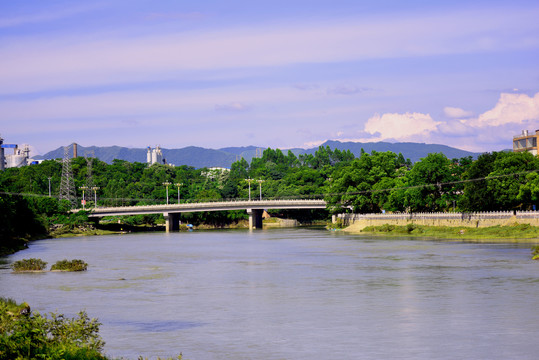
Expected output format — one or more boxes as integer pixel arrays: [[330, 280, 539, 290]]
[[88, 199, 327, 231]]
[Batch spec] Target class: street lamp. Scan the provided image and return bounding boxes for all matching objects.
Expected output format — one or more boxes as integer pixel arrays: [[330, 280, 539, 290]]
[[245, 178, 254, 201], [163, 182, 171, 204], [91, 186, 100, 208], [257, 179, 265, 200], [79, 186, 88, 210], [175, 183, 183, 204]]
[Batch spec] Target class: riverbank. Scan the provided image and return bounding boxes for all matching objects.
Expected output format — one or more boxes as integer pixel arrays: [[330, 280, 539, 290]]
[[344, 223, 539, 242]]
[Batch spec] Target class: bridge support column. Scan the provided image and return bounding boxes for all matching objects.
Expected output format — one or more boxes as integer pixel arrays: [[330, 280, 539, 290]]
[[247, 209, 263, 230], [164, 212, 181, 232]]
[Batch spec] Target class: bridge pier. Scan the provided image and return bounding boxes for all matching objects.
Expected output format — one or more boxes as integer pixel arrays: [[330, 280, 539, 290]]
[[247, 209, 263, 229], [164, 212, 181, 232]]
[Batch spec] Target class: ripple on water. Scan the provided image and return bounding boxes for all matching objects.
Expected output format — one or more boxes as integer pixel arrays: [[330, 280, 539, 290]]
[[109, 319, 205, 333]]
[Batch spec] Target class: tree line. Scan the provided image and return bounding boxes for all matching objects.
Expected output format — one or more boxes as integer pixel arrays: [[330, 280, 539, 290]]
[[1, 146, 539, 252]]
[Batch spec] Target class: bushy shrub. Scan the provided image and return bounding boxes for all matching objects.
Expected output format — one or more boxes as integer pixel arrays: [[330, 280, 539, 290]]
[[11, 258, 48, 272], [0, 298, 106, 360], [51, 259, 88, 272]]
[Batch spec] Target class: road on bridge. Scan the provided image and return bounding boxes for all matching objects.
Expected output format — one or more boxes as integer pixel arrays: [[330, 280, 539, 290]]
[[87, 199, 327, 231]]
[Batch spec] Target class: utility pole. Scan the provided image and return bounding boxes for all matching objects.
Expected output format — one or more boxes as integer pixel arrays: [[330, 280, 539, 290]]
[[92, 186, 100, 208], [245, 178, 254, 201], [79, 186, 88, 210], [257, 179, 265, 200], [163, 182, 171, 204]]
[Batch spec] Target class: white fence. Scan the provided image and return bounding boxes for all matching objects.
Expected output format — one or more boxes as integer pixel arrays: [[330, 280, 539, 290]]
[[336, 211, 539, 224]]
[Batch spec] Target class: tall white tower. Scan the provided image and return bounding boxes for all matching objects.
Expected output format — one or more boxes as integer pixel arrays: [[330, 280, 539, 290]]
[[147, 146, 163, 165]]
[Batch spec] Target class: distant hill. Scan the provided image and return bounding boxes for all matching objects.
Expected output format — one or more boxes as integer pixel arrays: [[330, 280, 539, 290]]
[[36, 141, 482, 168]]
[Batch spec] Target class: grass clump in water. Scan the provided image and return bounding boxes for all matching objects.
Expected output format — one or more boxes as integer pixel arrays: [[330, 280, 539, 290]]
[[11, 258, 48, 272], [51, 259, 88, 272], [532, 245, 539, 260]]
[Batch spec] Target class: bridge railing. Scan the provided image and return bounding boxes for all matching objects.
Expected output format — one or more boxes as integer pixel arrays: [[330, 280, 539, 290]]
[[337, 210, 539, 224], [81, 195, 327, 210], [88, 198, 327, 213]]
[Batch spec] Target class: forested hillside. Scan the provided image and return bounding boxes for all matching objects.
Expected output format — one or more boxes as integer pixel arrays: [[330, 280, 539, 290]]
[[36, 141, 482, 168]]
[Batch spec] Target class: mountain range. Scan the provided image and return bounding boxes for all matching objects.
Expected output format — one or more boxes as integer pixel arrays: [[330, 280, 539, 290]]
[[36, 141, 484, 168]]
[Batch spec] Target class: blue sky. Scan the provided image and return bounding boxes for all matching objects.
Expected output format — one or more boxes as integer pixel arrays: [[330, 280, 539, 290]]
[[1, 0, 539, 155]]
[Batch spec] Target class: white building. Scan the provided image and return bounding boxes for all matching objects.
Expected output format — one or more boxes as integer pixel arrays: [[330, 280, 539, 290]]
[[147, 146, 163, 165]]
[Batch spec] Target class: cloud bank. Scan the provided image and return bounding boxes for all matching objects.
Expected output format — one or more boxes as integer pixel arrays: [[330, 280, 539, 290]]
[[337, 92, 539, 152]]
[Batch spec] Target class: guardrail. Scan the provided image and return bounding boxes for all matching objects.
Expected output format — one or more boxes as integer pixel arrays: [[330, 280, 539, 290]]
[[337, 210, 539, 223], [86, 199, 327, 216]]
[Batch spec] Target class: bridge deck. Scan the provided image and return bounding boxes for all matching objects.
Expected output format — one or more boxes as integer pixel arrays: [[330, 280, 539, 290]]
[[87, 199, 327, 217]]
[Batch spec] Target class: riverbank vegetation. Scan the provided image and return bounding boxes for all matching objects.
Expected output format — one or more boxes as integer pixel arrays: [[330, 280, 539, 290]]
[[0, 298, 184, 360], [360, 223, 539, 241], [2, 146, 539, 254], [0, 297, 106, 360]]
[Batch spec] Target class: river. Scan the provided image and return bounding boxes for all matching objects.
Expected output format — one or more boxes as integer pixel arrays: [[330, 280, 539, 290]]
[[1, 228, 538, 359]]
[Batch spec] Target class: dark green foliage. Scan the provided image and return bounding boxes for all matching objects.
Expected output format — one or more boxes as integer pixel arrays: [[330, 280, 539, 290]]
[[51, 259, 88, 272], [11, 258, 48, 272], [0, 298, 106, 360], [0, 194, 48, 255], [459, 151, 539, 211]]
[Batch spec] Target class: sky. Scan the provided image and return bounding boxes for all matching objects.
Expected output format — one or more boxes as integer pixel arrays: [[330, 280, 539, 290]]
[[1, 0, 539, 155]]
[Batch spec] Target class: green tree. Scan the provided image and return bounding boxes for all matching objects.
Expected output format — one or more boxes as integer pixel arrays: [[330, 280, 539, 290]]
[[486, 151, 539, 210], [400, 153, 457, 212]]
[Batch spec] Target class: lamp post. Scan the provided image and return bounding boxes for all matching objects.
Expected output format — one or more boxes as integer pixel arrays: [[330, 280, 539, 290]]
[[257, 179, 265, 200], [79, 186, 88, 210], [245, 178, 254, 201], [163, 182, 171, 204], [175, 183, 183, 204], [91, 186, 100, 208], [48, 177, 52, 197]]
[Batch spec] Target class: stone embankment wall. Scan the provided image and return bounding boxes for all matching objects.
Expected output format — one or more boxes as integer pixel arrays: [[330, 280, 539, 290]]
[[334, 211, 539, 230]]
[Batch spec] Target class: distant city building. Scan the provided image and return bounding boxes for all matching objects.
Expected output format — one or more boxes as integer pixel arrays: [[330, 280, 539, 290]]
[[147, 145, 163, 165], [0, 134, 41, 170], [513, 130, 539, 156]]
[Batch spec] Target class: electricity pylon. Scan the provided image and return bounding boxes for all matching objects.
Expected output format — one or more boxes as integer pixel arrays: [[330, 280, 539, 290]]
[[59, 145, 76, 208]]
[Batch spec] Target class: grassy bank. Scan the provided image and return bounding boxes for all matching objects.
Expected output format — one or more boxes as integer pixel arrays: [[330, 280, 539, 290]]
[[351, 223, 539, 242]]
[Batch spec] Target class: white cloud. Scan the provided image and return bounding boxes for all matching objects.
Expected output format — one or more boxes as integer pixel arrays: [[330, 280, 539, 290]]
[[361, 112, 441, 142], [443, 106, 474, 119], [464, 92, 539, 127]]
